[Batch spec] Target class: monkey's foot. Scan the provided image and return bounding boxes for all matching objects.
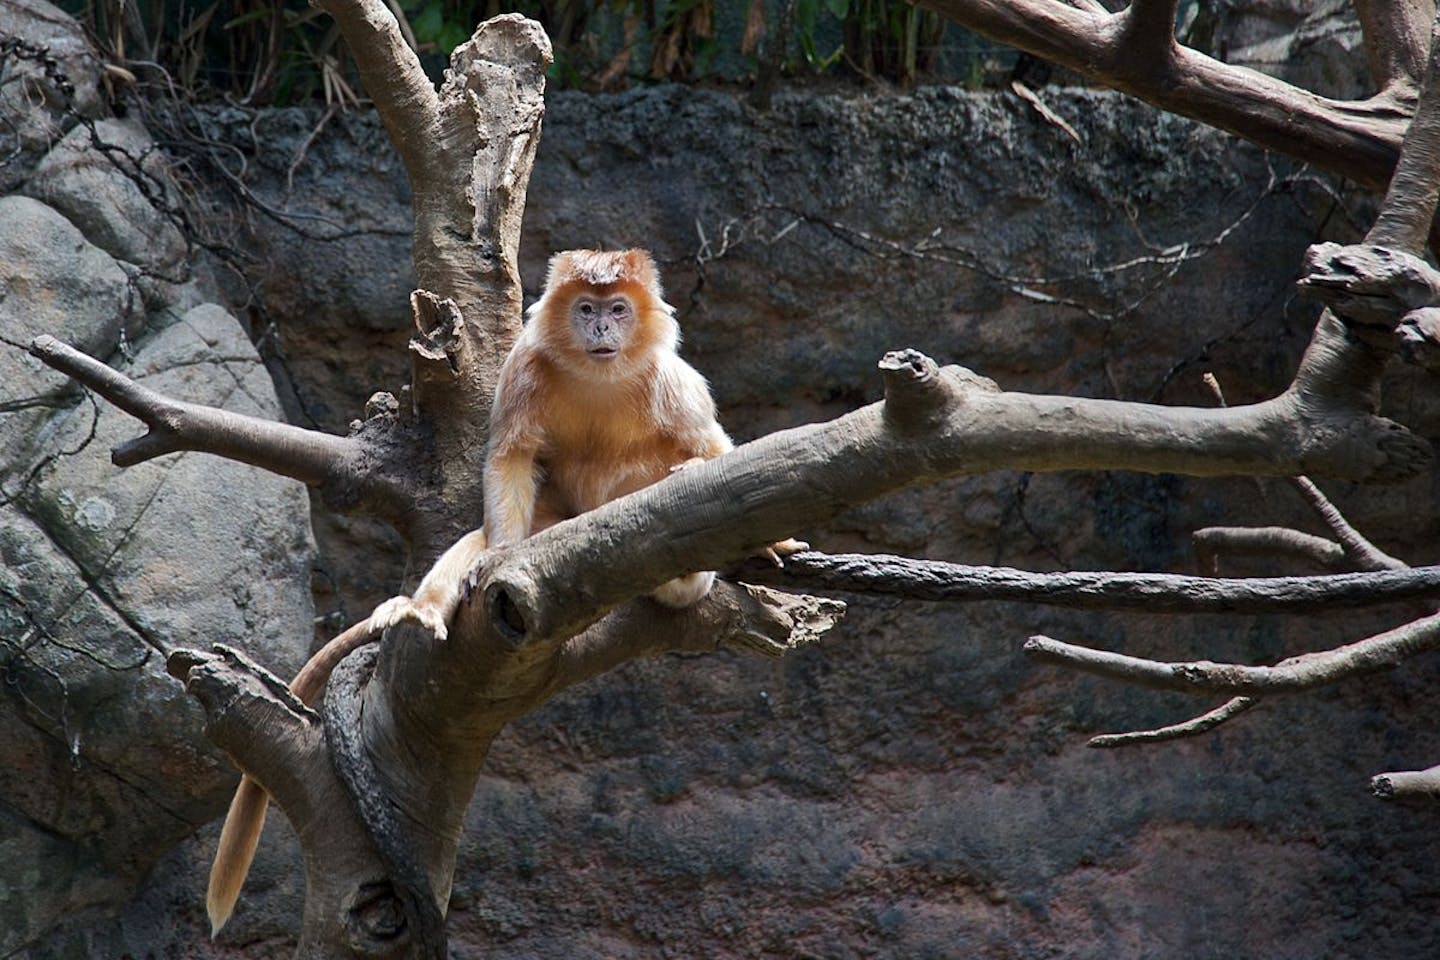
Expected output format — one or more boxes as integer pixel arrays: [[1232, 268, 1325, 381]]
[[653, 571, 717, 608], [763, 538, 811, 567], [367, 595, 449, 642]]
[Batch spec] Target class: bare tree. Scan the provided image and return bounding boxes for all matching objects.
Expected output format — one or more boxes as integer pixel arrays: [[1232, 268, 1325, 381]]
[[27, 0, 1440, 955]]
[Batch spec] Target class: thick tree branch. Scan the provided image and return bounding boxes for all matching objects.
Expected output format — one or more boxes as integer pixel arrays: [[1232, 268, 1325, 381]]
[[168, 646, 421, 956], [310, 0, 441, 186], [467, 349, 1427, 650], [270, 582, 847, 959], [735, 552, 1440, 612], [166, 646, 322, 791], [1115, 0, 1179, 70], [1282, 18, 1440, 428], [26, 335, 405, 509], [411, 16, 551, 459], [1298, 243, 1440, 329], [1354, 0, 1435, 94], [1370, 5, 1440, 250], [1024, 609, 1440, 694], [325, 645, 446, 960], [919, 0, 1409, 189]]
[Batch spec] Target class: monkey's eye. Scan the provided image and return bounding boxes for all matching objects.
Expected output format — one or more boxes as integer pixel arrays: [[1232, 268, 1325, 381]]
[[578, 302, 595, 316], [610, 302, 628, 317]]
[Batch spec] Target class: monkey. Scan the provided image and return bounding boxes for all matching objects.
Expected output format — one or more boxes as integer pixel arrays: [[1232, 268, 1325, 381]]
[[483, 247, 803, 606], [206, 248, 803, 934]]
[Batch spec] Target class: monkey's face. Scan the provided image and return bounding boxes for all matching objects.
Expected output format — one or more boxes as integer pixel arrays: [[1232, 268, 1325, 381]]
[[569, 292, 635, 363]]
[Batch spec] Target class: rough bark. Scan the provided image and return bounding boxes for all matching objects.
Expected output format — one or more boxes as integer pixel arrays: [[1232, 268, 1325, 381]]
[[172, 582, 842, 957], [736, 553, 1440, 612]]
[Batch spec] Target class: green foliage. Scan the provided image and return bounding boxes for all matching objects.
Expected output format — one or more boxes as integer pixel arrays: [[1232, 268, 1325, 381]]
[[58, 0, 967, 105]]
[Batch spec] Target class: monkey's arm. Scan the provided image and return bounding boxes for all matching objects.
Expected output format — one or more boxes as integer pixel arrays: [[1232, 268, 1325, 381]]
[[373, 529, 490, 639], [656, 355, 734, 460], [484, 447, 541, 546], [483, 348, 548, 546]]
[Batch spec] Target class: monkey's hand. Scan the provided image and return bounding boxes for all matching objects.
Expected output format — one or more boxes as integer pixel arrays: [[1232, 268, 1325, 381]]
[[762, 537, 810, 567], [367, 594, 451, 642], [668, 456, 708, 473]]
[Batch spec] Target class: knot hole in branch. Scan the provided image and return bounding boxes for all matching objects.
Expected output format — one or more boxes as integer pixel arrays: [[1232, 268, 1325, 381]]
[[486, 584, 528, 642], [345, 879, 409, 956]]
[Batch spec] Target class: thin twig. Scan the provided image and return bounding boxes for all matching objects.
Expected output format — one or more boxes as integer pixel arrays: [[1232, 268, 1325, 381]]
[[1024, 610, 1440, 695], [1198, 371, 1402, 573], [1087, 696, 1257, 748], [1289, 476, 1407, 571]]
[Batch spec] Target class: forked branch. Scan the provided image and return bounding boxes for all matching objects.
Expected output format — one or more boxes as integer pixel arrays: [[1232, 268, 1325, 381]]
[[1192, 526, 1350, 574], [1025, 610, 1440, 694], [27, 335, 406, 511]]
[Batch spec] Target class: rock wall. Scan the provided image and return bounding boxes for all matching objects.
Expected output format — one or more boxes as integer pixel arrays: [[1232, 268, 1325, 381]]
[[8, 5, 1440, 960], [0, 3, 317, 953]]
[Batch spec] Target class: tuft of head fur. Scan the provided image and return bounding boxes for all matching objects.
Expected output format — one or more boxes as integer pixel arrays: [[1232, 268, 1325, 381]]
[[525, 248, 679, 370], [543, 249, 665, 298]]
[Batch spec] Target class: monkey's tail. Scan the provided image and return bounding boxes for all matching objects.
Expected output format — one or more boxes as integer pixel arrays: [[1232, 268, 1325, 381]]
[[207, 776, 268, 937], [204, 614, 383, 936]]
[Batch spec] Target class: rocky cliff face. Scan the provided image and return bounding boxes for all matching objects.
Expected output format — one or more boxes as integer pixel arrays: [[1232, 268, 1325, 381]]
[[6, 4, 1440, 959], [0, 2, 316, 953]]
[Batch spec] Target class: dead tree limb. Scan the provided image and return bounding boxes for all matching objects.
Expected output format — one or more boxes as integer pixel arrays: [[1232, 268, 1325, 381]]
[[26, 334, 411, 517], [1354, 0, 1434, 95], [1025, 610, 1440, 694], [1024, 6, 1440, 766], [1192, 527, 1350, 574], [466, 348, 1427, 655], [1373, 764, 1440, 799], [1087, 696, 1258, 748], [919, 0, 1412, 189], [166, 647, 400, 957], [735, 552, 1440, 612]]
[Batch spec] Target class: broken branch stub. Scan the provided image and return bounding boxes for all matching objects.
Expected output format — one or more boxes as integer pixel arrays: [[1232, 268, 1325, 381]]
[[1297, 242, 1440, 328]]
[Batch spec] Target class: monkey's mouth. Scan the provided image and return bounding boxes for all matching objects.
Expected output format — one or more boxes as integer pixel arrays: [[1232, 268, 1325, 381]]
[[588, 347, 618, 359]]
